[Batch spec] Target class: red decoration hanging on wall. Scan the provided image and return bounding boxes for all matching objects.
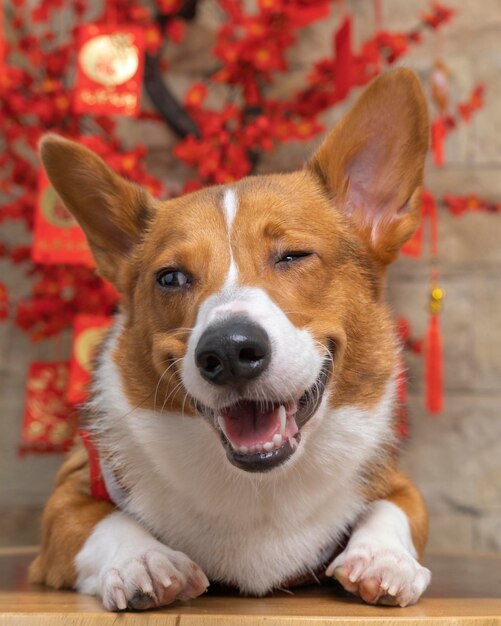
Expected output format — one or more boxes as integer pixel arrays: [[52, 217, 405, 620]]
[[423, 197, 444, 414], [430, 60, 450, 167], [73, 24, 145, 117], [20, 362, 78, 454], [32, 170, 93, 266], [425, 293, 444, 414], [67, 315, 113, 405], [431, 119, 446, 166], [333, 16, 354, 99], [401, 191, 444, 414]]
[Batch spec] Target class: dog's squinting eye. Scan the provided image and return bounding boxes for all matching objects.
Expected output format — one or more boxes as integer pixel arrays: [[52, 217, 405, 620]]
[[276, 251, 313, 266], [156, 269, 191, 289]]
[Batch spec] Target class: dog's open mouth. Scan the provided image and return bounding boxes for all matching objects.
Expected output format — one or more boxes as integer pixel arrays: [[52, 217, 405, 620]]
[[197, 357, 331, 472]]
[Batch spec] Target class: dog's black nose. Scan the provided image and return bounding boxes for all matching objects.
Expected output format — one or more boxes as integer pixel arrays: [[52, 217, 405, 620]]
[[195, 318, 271, 386]]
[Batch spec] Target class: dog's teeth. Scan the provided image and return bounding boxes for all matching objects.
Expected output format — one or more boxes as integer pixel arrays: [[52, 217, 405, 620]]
[[239, 445, 248, 454], [217, 415, 226, 432], [263, 441, 273, 452], [272, 434, 282, 447], [279, 405, 286, 435], [255, 444, 263, 453], [249, 445, 256, 454]]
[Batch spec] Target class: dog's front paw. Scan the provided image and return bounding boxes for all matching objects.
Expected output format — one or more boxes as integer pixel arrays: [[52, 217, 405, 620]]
[[100, 547, 209, 611], [326, 541, 431, 607]]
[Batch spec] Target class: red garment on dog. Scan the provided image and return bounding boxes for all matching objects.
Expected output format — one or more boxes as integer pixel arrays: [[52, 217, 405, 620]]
[[80, 430, 113, 502]]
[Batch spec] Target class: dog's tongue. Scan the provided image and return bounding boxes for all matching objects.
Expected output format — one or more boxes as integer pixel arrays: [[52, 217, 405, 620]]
[[220, 401, 281, 448]]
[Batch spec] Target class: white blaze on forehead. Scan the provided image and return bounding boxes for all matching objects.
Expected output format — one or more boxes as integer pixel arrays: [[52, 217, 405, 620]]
[[223, 188, 238, 230], [222, 188, 238, 288]]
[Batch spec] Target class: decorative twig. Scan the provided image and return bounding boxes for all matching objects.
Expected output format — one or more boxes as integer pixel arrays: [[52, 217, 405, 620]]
[[144, 0, 200, 139], [144, 54, 200, 139]]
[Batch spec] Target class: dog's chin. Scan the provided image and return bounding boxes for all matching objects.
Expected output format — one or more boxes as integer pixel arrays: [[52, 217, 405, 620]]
[[195, 357, 331, 473]]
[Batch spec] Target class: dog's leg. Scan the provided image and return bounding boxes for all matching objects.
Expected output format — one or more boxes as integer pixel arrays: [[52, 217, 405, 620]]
[[29, 446, 115, 590], [327, 471, 431, 607], [30, 445, 209, 611]]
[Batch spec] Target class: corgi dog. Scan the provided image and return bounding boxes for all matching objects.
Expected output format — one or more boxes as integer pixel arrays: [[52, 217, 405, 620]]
[[30, 68, 431, 611]]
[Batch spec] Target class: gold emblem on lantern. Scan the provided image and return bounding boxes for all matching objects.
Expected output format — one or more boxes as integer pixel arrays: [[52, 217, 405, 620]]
[[41, 185, 77, 228], [75, 328, 108, 372], [79, 34, 139, 87]]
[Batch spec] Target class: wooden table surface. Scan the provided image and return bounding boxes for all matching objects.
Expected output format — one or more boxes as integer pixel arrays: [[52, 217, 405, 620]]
[[1, 548, 501, 625]]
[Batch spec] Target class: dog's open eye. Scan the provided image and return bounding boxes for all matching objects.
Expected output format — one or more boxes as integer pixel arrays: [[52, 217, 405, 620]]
[[156, 269, 191, 289], [276, 251, 313, 266]]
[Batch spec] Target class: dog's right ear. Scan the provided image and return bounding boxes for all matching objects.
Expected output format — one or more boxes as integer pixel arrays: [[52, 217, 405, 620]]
[[40, 134, 154, 287]]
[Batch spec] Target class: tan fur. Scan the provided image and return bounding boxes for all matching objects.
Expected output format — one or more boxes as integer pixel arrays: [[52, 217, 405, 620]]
[[35, 68, 429, 595], [309, 68, 429, 265], [39, 136, 153, 286], [29, 442, 114, 588], [386, 472, 429, 560]]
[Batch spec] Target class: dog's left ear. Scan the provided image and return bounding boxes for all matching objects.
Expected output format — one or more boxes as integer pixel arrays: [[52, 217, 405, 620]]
[[308, 68, 429, 264], [40, 134, 154, 287]]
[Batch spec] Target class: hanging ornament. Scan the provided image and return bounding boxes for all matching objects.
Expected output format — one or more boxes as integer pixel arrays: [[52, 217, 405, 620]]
[[31, 170, 93, 266], [401, 191, 444, 415], [431, 117, 446, 166], [423, 194, 444, 414], [20, 362, 78, 454], [67, 315, 113, 405], [333, 12, 354, 100], [73, 24, 145, 117], [430, 59, 451, 166], [425, 275, 444, 414]]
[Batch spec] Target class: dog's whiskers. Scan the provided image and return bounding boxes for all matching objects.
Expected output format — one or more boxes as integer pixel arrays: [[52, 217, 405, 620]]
[[153, 357, 184, 413], [160, 378, 186, 414]]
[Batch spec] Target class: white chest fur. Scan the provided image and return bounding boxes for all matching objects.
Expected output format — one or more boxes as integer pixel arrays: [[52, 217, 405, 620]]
[[90, 326, 395, 595]]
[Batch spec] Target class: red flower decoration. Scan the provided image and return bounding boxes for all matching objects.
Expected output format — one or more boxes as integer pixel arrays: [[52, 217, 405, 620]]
[[422, 2, 455, 29]]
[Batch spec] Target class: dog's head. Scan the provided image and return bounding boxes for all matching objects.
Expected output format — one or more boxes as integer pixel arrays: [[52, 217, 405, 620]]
[[41, 69, 428, 474]]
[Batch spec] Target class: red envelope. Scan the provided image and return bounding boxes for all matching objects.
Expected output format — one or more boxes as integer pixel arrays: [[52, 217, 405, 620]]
[[73, 24, 145, 117]]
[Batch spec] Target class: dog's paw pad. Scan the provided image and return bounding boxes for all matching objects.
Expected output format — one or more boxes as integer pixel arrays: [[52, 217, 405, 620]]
[[128, 590, 155, 611], [327, 542, 430, 607], [100, 548, 209, 611]]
